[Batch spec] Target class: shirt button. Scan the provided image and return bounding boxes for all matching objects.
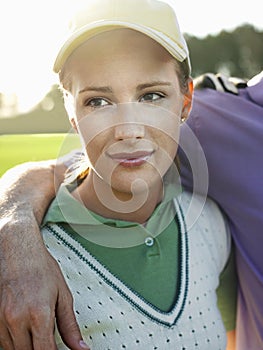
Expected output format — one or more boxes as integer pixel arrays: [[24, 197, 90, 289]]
[[145, 237, 154, 247]]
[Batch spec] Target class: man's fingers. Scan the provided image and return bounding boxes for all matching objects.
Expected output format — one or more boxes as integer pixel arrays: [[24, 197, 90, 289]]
[[1, 294, 57, 350], [0, 324, 14, 350], [1, 319, 32, 350], [29, 305, 58, 350], [9, 331, 33, 350], [0, 299, 33, 350], [32, 332, 58, 350]]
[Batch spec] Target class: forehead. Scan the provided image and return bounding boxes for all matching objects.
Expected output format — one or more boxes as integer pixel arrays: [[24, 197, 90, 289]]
[[64, 28, 175, 68], [60, 28, 180, 94]]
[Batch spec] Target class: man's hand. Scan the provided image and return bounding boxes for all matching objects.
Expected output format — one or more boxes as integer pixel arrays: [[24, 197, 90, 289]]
[[0, 216, 89, 349], [0, 161, 89, 349]]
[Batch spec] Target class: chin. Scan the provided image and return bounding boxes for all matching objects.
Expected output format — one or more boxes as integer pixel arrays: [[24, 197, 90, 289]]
[[112, 171, 162, 195]]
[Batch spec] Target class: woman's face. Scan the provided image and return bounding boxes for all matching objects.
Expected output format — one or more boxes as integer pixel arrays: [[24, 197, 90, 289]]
[[64, 29, 192, 196]]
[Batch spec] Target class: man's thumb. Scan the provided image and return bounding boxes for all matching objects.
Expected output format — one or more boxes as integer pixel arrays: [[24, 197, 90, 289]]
[[56, 291, 90, 350]]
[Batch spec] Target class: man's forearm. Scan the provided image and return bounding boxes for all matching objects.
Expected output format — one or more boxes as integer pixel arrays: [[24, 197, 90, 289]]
[[0, 159, 87, 350], [0, 160, 66, 225]]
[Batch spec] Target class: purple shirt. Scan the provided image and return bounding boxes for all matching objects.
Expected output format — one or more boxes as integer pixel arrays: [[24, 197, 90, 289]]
[[179, 73, 263, 349]]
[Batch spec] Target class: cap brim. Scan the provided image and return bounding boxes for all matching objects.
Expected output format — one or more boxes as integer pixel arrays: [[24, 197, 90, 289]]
[[53, 20, 189, 73]]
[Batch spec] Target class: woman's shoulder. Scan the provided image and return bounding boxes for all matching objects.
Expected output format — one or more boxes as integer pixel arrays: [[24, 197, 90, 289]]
[[177, 191, 223, 219]]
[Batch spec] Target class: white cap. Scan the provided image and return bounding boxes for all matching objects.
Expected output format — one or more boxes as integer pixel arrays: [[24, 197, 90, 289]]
[[53, 0, 190, 73]]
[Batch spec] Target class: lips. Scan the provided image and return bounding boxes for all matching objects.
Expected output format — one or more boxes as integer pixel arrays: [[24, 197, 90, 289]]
[[108, 150, 154, 167]]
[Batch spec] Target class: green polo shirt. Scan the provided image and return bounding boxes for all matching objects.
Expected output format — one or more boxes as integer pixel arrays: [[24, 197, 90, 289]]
[[43, 179, 236, 330]]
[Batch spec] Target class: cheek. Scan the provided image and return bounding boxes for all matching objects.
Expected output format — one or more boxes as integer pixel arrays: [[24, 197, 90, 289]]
[[75, 114, 105, 153], [154, 114, 180, 149], [75, 107, 119, 147], [158, 134, 179, 161], [75, 117, 109, 167], [149, 125, 180, 177], [142, 115, 181, 160], [84, 132, 107, 163]]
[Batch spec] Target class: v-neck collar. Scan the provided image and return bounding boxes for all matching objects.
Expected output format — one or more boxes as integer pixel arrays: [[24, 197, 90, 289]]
[[45, 197, 188, 327]]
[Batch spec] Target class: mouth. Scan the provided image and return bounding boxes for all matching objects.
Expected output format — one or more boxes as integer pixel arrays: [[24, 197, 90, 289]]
[[108, 150, 154, 167]]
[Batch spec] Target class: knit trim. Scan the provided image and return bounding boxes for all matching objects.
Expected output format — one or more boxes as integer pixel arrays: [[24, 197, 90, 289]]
[[45, 198, 188, 327]]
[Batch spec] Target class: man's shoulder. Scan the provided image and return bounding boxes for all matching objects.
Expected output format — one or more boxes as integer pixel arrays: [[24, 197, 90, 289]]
[[193, 72, 247, 95]]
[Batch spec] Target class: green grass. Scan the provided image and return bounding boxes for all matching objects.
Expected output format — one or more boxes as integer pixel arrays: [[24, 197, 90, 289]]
[[0, 134, 81, 177]]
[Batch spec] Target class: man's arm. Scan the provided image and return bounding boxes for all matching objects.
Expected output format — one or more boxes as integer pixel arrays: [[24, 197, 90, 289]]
[[0, 160, 62, 224], [0, 160, 89, 350]]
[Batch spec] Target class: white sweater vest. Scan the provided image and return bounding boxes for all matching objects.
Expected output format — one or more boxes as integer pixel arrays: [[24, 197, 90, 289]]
[[42, 192, 230, 350]]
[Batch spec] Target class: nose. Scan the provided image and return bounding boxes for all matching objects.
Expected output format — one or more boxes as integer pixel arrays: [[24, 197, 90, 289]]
[[114, 104, 145, 140], [114, 123, 145, 140]]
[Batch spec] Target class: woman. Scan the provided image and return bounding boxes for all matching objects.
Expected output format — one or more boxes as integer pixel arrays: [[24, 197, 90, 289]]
[[26, 0, 233, 349]]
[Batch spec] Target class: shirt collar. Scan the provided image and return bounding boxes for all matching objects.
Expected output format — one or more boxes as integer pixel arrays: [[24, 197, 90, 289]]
[[43, 166, 181, 228]]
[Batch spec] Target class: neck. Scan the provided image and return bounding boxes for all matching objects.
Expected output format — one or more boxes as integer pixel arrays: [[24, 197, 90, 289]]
[[71, 171, 164, 224]]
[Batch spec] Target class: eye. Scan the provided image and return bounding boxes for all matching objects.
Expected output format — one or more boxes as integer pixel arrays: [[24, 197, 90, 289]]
[[84, 97, 110, 108], [139, 92, 165, 103]]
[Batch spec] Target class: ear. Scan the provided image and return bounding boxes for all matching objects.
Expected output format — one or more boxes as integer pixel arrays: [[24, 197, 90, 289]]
[[181, 78, 193, 122], [62, 92, 78, 133], [70, 117, 78, 133]]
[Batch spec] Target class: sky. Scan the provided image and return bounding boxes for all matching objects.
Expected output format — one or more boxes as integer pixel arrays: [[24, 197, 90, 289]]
[[0, 0, 262, 112]]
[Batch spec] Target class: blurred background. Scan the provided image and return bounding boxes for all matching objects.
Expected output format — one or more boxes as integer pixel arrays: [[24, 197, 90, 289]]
[[0, 0, 262, 175]]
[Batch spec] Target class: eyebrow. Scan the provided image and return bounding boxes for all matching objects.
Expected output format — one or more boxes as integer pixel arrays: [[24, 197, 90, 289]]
[[79, 86, 113, 94], [136, 81, 172, 91], [78, 81, 172, 95]]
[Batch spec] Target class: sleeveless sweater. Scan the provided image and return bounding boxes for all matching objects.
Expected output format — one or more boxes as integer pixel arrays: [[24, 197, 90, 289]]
[[42, 192, 230, 350]]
